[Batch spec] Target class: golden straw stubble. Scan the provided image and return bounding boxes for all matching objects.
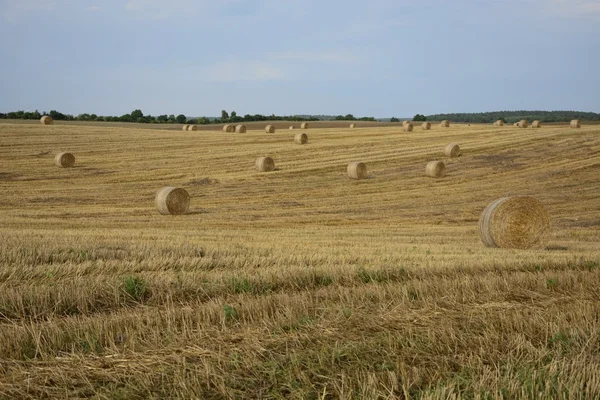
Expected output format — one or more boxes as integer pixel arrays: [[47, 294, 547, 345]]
[[425, 160, 445, 177], [55, 152, 75, 168], [347, 162, 367, 179], [479, 196, 550, 249], [155, 187, 190, 215], [256, 156, 275, 172], [444, 143, 461, 157], [294, 133, 308, 144]]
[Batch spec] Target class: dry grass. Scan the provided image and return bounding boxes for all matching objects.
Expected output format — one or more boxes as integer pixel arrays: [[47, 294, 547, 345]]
[[0, 121, 599, 399]]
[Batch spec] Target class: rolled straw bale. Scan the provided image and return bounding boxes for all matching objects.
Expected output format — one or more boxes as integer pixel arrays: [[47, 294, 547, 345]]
[[222, 124, 235, 133], [425, 160, 446, 178], [422, 122, 431, 130], [55, 152, 75, 168], [570, 119, 581, 128], [402, 120, 410, 126], [265, 125, 275, 133], [444, 143, 461, 157], [495, 120, 504, 126], [256, 156, 275, 172], [347, 161, 367, 179], [155, 187, 190, 215], [300, 122, 309, 129], [349, 123, 356, 128], [440, 120, 450, 127], [235, 124, 246, 133], [182, 124, 190, 131], [517, 120, 528, 128], [479, 196, 550, 249], [403, 122, 414, 132], [294, 132, 308, 144], [187, 125, 198, 131], [531, 120, 541, 128], [40, 116, 53, 125], [289, 126, 295, 130]]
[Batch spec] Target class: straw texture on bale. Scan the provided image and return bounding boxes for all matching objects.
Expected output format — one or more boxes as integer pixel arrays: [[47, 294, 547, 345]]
[[223, 124, 235, 133], [347, 162, 367, 180], [155, 187, 190, 216], [300, 122, 308, 129], [182, 125, 190, 131], [570, 119, 581, 128], [440, 120, 450, 127], [40, 116, 53, 125], [235, 125, 246, 133], [55, 152, 75, 168], [425, 160, 446, 178], [256, 156, 275, 172], [403, 122, 414, 132], [187, 125, 198, 131], [517, 120, 528, 128], [265, 125, 275, 133], [531, 120, 541, 128], [349, 123, 356, 128], [422, 122, 431, 130], [444, 143, 461, 158], [294, 133, 308, 144], [289, 126, 295, 130], [479, 196, 550, 249], [494, 120, 504, 126]]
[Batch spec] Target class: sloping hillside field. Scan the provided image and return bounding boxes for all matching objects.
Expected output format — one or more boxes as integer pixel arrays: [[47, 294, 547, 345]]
[[0, 122, 599, 398]]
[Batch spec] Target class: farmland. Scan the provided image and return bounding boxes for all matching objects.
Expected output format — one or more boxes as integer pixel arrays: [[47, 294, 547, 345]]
[[0, 121, 599, 399]]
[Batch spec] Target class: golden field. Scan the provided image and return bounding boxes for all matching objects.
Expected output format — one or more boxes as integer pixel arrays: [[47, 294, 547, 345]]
[[0, 121, 599, 399]]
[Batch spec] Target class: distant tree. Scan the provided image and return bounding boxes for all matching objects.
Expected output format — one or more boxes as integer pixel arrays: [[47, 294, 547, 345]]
[[156, 114, 168, 123], [230, 111, 237, 119], [131, 109, 144, 119], [390, 117, 400, 122], [176, 114, 187, 124], [90, 114, 98, 120], [413, 114, 427, 121], [221, 110, 229, 120], [168, 114, 176, 123]]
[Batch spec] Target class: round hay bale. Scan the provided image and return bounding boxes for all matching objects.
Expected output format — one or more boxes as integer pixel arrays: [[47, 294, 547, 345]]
[[425, 160, 446, 178], [300, 122, 309, 129], [222, 124, 235, 133], [294, 132, 308, 144], [289, 126, 295, 130], [402, 120, 410, 126], [570, 119, 581, 128], [265, 125, 275, 133], [55, 152, 75, 168], [531, 120, 541, 128], [422, 122, 431, 130], [513, 122, 519, 127], [440, 120, 450, 127], [182, 124, 190, 131], [40, 116, 53, 125], [256, 156, 275, 172], [235, 124, 246, 133], [187, 125, 198, 131], [403, 122, 414, 132], [349, 123, 356, 128], [517, 120, 528, 128], [494, 120, 504, 126], [479, 196, 550, 249], [155, 187, 190, 215], [444, 143, 461, 157], [347, 161, 367, 180]]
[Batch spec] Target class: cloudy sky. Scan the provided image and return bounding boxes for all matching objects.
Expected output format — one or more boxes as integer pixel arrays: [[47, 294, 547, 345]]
[[1, 0, 599, 117]]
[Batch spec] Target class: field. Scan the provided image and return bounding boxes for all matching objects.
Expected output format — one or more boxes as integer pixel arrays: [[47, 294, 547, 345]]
[[0, 121, 599, 399]]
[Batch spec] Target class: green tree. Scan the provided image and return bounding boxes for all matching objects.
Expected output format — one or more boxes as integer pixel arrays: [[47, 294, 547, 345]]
[[413, 114, 427, 121], [390, 117, 400, 122], [131, 109, 144, 119], [221, 110, 229, 120], [176, 114, 187, 124]]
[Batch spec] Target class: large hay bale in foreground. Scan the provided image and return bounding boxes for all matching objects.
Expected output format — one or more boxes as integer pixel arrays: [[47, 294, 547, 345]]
[[235, 124, 246, 133], [347, 162, 367, 179], [40, 116, 53, 125], [265, 125, 275, 133], [349, 123, 356, 128], [187, 125, 198, 131], [440, 120, 450, 127], [403, 122, 413, 132], [182, 125, 190, 131], [444, 143, 461, 157], [494, 120, 504, 126], [479, 196, 550, 249], [422, 122, 431, 130], [256, 156, 275, 172], [294, 132, 308, 144], [55, 152, 75, 168], [222, 124, 235, 133], [300, 122, 309, 129], [425, 160, 446, 177], [531, 120, 541, 128], [570, 119, 581, 128], [517, 120, 528, 128], [155, 187, 190, 215]]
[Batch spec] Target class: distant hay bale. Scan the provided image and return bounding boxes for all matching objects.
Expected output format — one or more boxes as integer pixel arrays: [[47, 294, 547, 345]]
[[265, 125, 275, 133], [570, 119, 581, 128], [55, 152, 75, 168], [402, 120, 410, 126], [300, 122, 309, 129], [494, 120, 504, 126], [187, 125, 198, 131], [223, 124, 235, 133], [155, 187, 190, 215], [513, 122, 519, 127], [256, 156, 275, 172], [349, 123, 356, 128], [347, 161, 367, 179], [517, 120, 528, 128], [479, 196, 550, 249], [235, 124, 246, 133], [440, 120, 450, 127], [444, 143, 461, 157], [289, 126, 295, 130], [40, 116, 53, 125], [403, 122, 414, 132], [531, 120, 541, 128], [422, 122, 431, 130], [294, 132, 308, 144], [182, 124, 190, 131], [425, 160, 446, 178]]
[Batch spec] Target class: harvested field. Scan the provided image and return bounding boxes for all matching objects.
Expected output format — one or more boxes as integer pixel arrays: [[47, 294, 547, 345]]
[[0, 121, 599, 399]]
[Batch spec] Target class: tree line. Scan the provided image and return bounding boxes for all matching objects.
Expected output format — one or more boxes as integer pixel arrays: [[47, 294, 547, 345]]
[[425, 110, 600, 124]]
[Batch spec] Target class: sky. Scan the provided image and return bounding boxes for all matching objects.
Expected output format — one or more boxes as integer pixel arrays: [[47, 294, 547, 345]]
[[1, 0, 599, 118]]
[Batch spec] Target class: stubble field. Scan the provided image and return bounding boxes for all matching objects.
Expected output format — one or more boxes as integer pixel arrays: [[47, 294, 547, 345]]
[[0, 121, 599, 399]]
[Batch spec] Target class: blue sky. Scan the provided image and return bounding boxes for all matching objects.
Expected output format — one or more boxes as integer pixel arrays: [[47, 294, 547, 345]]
[[1, 0, 599, 117]]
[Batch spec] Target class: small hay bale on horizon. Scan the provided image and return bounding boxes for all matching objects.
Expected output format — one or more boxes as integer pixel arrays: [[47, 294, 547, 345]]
[[223, 124, 235, 133], [349, 123, 356, 128], [425, 160, 445, 178], [256, 156, 275, 172], [55, 152, 75, 168], [517, 120, 528, 128], [300, 122, 309, 129], [440, 120, 450, 127], [265, 125, 275, 133], [289, 125, 295, 130], [41, 116, 53, 125], [187, 125, 198, 131], [347, 161, 367, 179], [403, 122, 414, 132], [294, 132, 308, 144], [570, 119, 581, 128], [444, 143, 461, 157], [479, 196, 550, 249], [155, 187, 190, 215], [235, 124, 246, 133], [494, 120, 504, 126], [182, 124, 190, 131], [531, 120, 541, 128], [422, 122, 431, 130]]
